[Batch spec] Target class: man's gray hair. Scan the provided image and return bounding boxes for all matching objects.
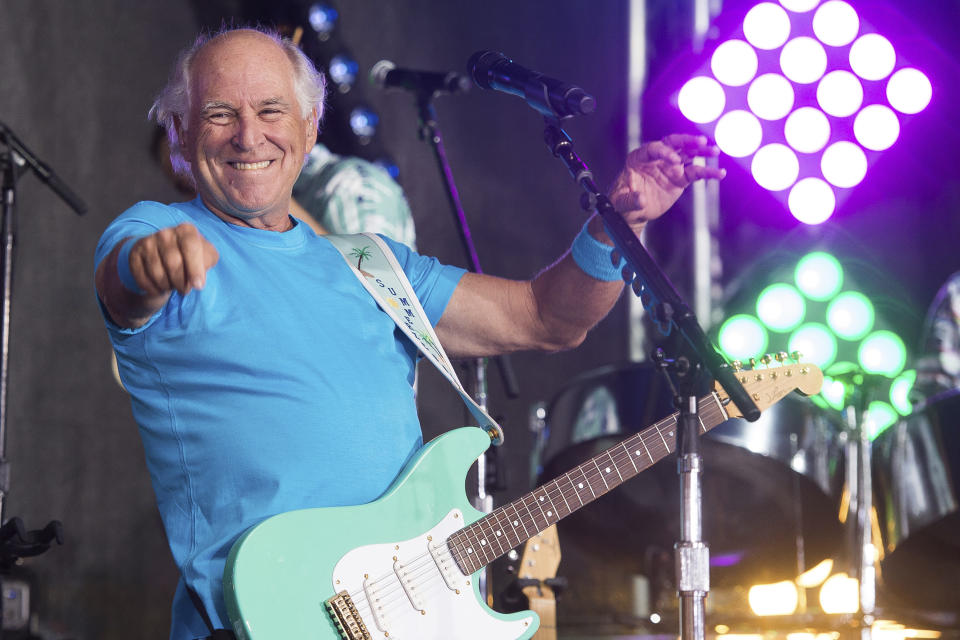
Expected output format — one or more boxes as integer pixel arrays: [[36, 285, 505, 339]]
[[149, 26, 326, 178]]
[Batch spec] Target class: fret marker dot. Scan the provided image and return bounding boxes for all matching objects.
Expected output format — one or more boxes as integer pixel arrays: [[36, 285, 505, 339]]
[[481, 540, 486, 546], [605, 467, 611, 473], [513, 520, 519, 526], [635, 450, 641, 456], [539, 496, 545, 501], [496, 531, 501, 536], [578, 483, 584, 489], [669, 432, 674, 437], [547, 510, 553, 517], [467, 548, 473, 554]]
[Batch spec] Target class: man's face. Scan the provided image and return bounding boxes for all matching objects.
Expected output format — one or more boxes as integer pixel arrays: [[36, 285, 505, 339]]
[[180, 31, 317, 229]]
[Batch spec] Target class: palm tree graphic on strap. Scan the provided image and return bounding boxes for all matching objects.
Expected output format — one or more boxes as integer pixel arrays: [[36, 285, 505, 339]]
[[350, 245, 375, 278]]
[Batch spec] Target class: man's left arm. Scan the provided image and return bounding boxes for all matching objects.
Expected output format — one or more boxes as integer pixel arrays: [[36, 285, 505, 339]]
[[436, 134, 725, 358]]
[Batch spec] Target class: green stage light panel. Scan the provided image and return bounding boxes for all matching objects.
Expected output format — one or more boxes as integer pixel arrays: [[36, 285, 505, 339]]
[[718, 314, 769, 361], [858, 330, 907, 377], [795, 252, 843, 301], [756, 283, 806, 332], [826, 291, 875, 340], [866, 401, 899, 441], [890, 369, 916, 415], [788, 323, 838, 369]]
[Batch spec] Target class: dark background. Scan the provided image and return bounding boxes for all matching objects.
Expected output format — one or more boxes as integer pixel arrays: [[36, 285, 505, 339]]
[[0, 1, 956, 638]]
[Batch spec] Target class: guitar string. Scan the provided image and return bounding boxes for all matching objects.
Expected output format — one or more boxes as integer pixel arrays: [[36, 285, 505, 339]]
[[340, 399, 728, 624]]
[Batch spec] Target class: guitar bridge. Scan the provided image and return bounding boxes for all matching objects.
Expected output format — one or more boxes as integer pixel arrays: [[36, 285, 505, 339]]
[[324, 590, 372, 640]]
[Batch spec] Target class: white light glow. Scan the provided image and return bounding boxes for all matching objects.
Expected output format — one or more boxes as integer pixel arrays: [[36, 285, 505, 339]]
[[850, 33, 897, 81], [817, 70, 864, 117], [820, 572, 859, 614], [714, 110, 763, 157], [678, 76, 727, 123], [789, 178, 836, 224], [748, 581, 799, 616], [785, 107, 831, 153], [813, 1, 860, 46], [781, 37, 828, 84], [752, 144, 800, 191], [712, 39, 759, 86], [821, 141, 868, 188], [748, 73, 795, 120], [780, 0, 820, 12], [855, 105, 900, 151], [887, 68, 932, 115], [744, 3, 792, 50], [796, 558, 834, 588]]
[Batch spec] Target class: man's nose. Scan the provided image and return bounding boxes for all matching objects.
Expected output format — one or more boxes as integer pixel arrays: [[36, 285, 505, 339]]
[[232, 114, 264, 150]]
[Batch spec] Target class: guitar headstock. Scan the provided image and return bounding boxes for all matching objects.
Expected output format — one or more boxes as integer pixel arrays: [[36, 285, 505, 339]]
[[715, 352, 823, 419], [519, 525, 562, 587]]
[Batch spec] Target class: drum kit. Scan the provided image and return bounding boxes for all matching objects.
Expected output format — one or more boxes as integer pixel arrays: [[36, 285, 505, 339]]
[[510, 362, 960, 637]]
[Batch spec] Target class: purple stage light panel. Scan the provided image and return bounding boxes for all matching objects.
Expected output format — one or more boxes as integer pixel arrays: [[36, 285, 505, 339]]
[[780, 37, 828, 84], [784, 107, 831, 153], [817, 70, 864, 117], [850, 33, 896, 81], [712, 40, 759, 86], [678, 76, 726, 123], [744, 3, 791, 50], [779, 0, 820, 12], [854, 105, 900, 151], [715, 110, 763, 157], [812, 1, 860, 47], [887, 68, 932, 114], [789, 178, 836, 224], [748, 73, 795, 120], [821, 141, 868, 188], [752, 144, 800, 190]]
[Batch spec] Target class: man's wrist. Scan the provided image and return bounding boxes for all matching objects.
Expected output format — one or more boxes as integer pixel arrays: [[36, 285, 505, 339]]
[[571, 219, 627, 282], [116, 236, 148, 295]]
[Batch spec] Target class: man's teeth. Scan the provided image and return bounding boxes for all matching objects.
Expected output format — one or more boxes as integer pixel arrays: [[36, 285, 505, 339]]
[[232, 160, 271, 170]]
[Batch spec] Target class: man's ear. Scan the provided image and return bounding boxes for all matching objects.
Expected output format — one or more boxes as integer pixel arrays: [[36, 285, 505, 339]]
[[305, 108, 319, 152], [174, 115, 188, 151]]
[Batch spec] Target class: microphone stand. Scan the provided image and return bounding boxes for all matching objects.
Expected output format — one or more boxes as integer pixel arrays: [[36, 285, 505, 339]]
[[0, 121, 79, 635], [411, 90, 519, 601], [542, 117, 759, 640]]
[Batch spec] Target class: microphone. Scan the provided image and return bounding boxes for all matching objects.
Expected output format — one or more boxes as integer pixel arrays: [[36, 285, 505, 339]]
[[370, 60, 471, 96], [467, 50, 596, 119]]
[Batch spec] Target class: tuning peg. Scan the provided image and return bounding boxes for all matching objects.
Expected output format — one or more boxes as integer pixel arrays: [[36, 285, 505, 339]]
[[790, 350, 802, 362], [748, 357, 757, 369], [732, 360, 743, 372], [760, 354, 773, 366], [775, 351, 789, 364]]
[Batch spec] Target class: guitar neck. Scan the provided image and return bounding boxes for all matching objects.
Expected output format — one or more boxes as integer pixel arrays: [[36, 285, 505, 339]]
[[447, 392, 728, 575]]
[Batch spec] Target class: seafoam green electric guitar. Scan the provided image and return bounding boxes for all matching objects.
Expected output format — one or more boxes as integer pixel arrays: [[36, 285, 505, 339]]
[[224, 360, 822, 640]]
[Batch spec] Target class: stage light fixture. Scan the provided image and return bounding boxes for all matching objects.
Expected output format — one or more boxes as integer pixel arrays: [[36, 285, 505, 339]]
[[819, 572, 859, 614], [743, 3, 792, 50], [788, 323, 837, 369], [795, 252, 843, 300], [854, 105, 900, 151], [327, 53, 359, 90], [718, 314, 769, 360], [748, 580, 799, 615], [348, 106, 379, 139], [307, 3, 338, 38], [712, 40, 759, 86], [865, 400, 898, 440], [752, 144, 800, 191], [889, 369, 915, 415], [784, 107, 831, 153], [812, 1, 860, 47], [826, 291, 874, 340], [756, 282, 806, 331], [677, 76, 727, 124], [796, 558, 833, 588], [858, 330, 906, 377], [676, 1, 931, 225], [715, 110, 763, 157], [748, 73, 795, 120], [819, 375, 847, 410]]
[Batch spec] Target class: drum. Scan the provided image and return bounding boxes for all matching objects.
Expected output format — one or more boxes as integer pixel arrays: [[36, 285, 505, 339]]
[[535, 362, 846, 621], [873, 389, 960, 612]]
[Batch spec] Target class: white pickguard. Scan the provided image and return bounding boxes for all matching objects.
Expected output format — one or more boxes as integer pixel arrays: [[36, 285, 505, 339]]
[[331, 509, 535, 639]]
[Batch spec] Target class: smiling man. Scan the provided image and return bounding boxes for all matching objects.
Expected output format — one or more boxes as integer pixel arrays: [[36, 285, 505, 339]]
[[95, 27, 723, 640]]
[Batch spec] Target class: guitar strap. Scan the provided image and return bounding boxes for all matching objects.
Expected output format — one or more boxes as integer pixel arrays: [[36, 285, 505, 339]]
[[325, 232, 504, 445]]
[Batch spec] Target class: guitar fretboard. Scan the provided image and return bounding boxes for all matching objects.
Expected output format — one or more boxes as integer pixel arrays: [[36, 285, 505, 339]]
[[446, 393, 727, 575]]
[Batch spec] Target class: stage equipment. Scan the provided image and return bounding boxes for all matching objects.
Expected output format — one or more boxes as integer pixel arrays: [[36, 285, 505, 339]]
[[470, 55, 763, 639], [0, 121, 74, 635], [677, 1, 931, 224], [372, 59, 518, 603]]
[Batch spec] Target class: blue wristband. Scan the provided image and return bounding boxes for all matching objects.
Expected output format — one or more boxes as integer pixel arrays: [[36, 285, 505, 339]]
[[571, 220, 627, 282], [116, 236, 148, 295]]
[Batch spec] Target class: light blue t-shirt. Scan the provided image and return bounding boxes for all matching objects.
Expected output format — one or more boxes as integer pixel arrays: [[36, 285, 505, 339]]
[[94, 198, 465, 639]]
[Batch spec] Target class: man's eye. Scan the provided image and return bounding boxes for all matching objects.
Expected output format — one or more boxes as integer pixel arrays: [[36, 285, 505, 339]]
[[208, 112, 231, 122], [260, 109, 282, 118]]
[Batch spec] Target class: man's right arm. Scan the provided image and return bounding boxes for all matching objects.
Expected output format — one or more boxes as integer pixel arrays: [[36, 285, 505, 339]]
[[95, 222, 219, 329]]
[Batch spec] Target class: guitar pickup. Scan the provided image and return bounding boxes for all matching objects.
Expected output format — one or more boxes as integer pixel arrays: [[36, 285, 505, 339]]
[[393, 559, 426, 611], [428, 537, 466, 593], [324, 590, 372, 640]]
